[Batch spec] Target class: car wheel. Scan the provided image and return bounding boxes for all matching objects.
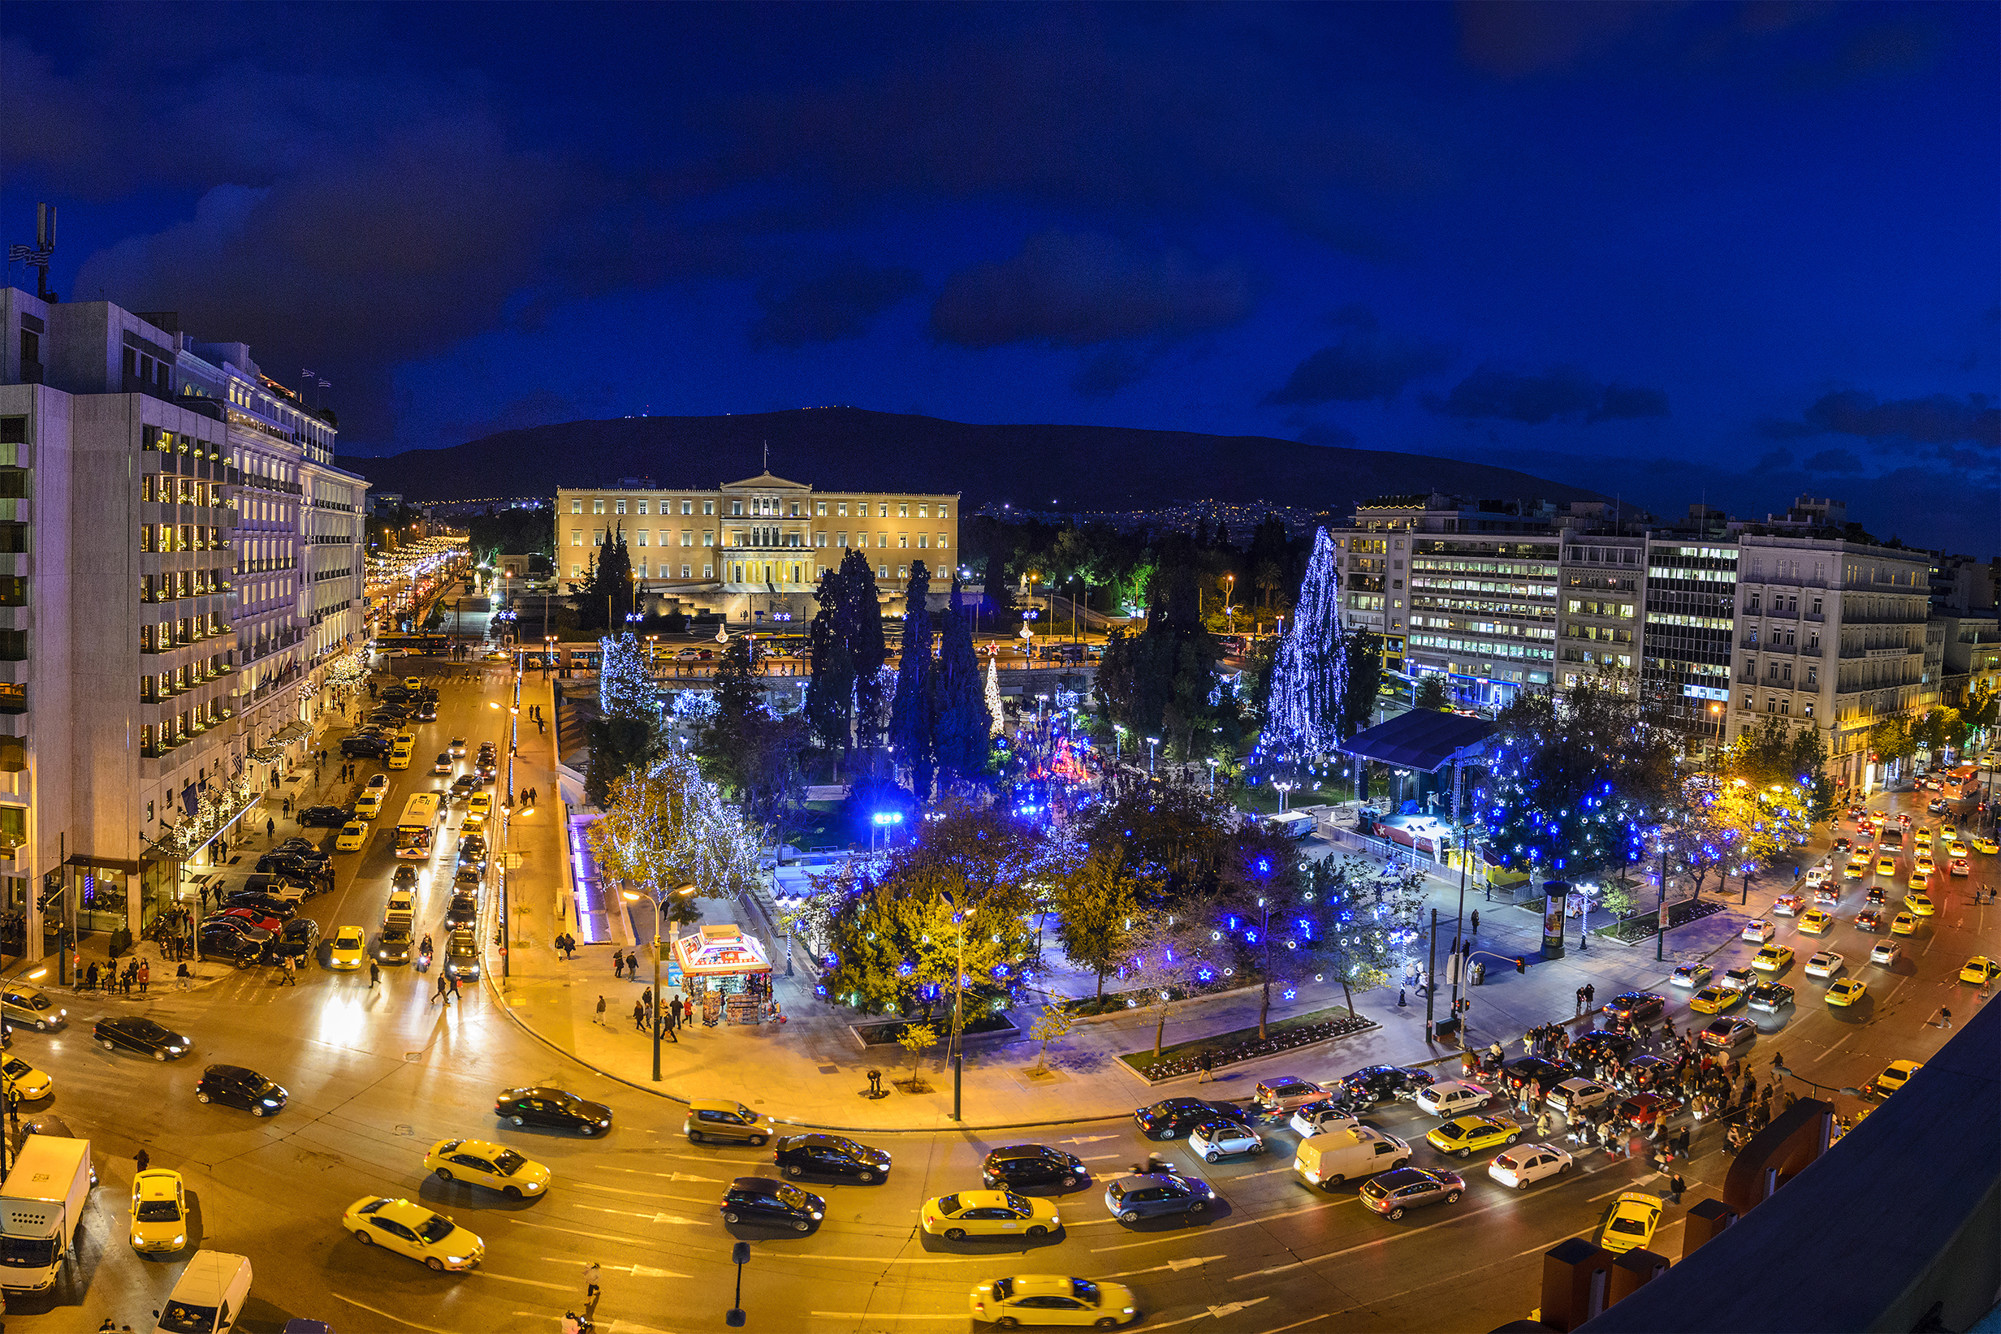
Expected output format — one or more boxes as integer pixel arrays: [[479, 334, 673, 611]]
[[722, 1210, 741, 1224], [793, 1219, 811, 1233], [1060, 1174, 1078, 1188], [1516, 1178, 1530, 1190], [749, 1134, 767, 1147], [254, 1105, 269, 1117], [1322, 1174, 1346, 1190], [996, 1320, 1020, 1331], [1446, 1190, 1462, 1204], [1387, 1206, 1406, 1220], [688, 1130, 703, 1143], [155, 1049, 170, 1062], [1558, 1161, 1571, 1174], [944, 1227, 966, 1241], [354, 1229, 373, 1245], [1026, 1225, 1048, 1239], [1455, 1147, 1470, 1159], [426, 1257, 445, 1272], [1505, 1134, 1518, 1146], [857, 1170, 876, 1184], [786, 1164, 805, 1178], [1119, 1209, 1140, 1223], [1204, 1150, 1220, 1164], [1186, 1200, 1207, 1215], [504, 1186, 522, 1200], [197, 1092, 211, 1104]]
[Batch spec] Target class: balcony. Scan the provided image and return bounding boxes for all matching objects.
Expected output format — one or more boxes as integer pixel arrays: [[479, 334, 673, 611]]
[[0, 683, 22, 714]]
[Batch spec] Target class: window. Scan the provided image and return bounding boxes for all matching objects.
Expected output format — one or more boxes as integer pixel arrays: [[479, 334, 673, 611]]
[[836, 501, 847, 516], [918, 534, 928, 548], [1748, 591, 1761, 612], [570, 499, 582, 514], [878, 532, 888, 548], [899, 534, 908, 549], [879, 565, 888, 578], [1806, 666, 1817, 687], [615, 500, 626, 514], [898, 502, 909, 518], [918, 503, 928, 517], [837, 532, 848, 547], [593, 499, 605, 514], [816, 532, 826, 547], [682, 564, 691, 578], [1804, 702, 1814, 718], [703, 500, 714, 515], [702, 532, 713, 547], [937, 534, 948, 549], [636, 500, 648, 515], [703, 563, 713, 578], [636, 531, 647, 547], [731, 501, 743, 516], [879, 503, 889, 518], [681, 530, 692, 547], [816, 501, 826, 516], [938, 503, 948, 519]]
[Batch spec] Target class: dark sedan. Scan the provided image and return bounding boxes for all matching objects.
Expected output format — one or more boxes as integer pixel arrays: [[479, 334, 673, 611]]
[[1569, 1030, 1637, 1065], [774, 1134, 892, 1183], [296, 805, 352, 828], [1600, 991, 1666, 1024], [1134, 1099, 1255, 1140], [196, 1064, 288, 1115], [1614, 1091, 1686, 1130], [198, 925, 267, 964], [376, 928, 414, 965], [720, 1177, 824, 1232], [444, 895, 479, 929], [1337, 1065, 1437, 1105], [256, 851, 328, 879], [94, 1017, 190, 1060], [262, 919, 322, 964], [450, 775, 481, 801], [341, 735, 391, 759], [1104, 1173, 1214, 1222], [493, 1086, 613, 1135], [1500, 1057, 1575, 1096], [981, 1144, 1087, 1191]]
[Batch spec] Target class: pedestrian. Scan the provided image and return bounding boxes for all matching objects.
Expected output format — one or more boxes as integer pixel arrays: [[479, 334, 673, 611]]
[[369, 961, 381, 988], [670, 994, 685, 1030], [432, 974, 450, 1006], [450, 973, 461, 1000], [1575, 986, 1585, 1016], [1196, 1049, 1216, 1083], [612, 950, 625, 980], [1535, 1110, 1552, 1138], [1583, 983, 1595, 1010], [138, 961, 149, 995], [135, 1148, 150, 1173], [1668, 1172, 1685, 1204], [266, 817, 276, 841], [595, 995, 607, 1026], [583, 1260, 601, 1312], [1674, 1125, 1691, 1158], [633, 1000, 646, 1031], [85, 961, 100, 992]]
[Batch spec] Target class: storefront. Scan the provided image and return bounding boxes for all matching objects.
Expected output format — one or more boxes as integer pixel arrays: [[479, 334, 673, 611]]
[[671, 925, 774, 1026]]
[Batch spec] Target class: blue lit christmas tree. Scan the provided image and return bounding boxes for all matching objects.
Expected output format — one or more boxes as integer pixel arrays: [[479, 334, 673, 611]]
[[1255, 527, 1350, 764]]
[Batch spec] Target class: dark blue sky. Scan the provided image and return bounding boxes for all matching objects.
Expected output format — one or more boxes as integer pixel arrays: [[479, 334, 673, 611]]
[[6, 2, 1997, 553]]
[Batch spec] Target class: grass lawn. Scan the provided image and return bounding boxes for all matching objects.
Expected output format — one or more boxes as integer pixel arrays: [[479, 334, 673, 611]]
[[1120, 1002, 1362, 1079], [1237, 782, 1355, 816]]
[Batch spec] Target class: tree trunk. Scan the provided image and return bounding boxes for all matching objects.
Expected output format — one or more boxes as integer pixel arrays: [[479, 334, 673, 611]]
[[1095, 965, 1107, 1001], [1258, 978, 1270, 1039], [1154, 1005, 1168, 1057], [1340, 978, 1355, 1017]]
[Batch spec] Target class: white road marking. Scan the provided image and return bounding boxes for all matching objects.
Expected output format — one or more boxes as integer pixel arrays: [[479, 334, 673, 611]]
[[470, 1269, 577, 1292], [332, 1295, 462, 1332], [1091, 1195, 1349, 1253], [809, 1315, 959, 1322], [1102, 1253, 1228, 1277], [542, 1256, 693, 1279], [1137, 1297, 1273, 1329], [1231, 1192, 1525, 1278]]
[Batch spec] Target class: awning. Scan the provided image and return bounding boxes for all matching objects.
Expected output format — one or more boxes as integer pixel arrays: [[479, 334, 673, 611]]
[[272, 722, 310, 742], [1340, 710, 1494, 773], [672, 925, 771, 976], [249, 746, 282, 762]]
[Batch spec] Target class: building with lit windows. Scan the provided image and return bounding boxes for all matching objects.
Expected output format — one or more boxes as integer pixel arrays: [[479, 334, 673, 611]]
[[0, 287, 366, 959], [556, 471, 961, 622]]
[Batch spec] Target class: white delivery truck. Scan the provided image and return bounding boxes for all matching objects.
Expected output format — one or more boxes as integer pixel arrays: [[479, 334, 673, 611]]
[[1266, 810, 1317, 840], [154, 1250, 254, 1333], [0, 1135, 92, 1291]]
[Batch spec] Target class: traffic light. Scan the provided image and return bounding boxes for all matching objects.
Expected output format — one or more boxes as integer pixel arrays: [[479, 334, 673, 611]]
[[1515, 956, 1527, 975]]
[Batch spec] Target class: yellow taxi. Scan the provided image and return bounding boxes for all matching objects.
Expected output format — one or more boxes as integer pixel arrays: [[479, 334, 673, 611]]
[[1843, 855, 1868, 879], [1826, 978, 1866, 1007], [335, 821, 369, 852], [1903, 892, 1935, 917], [404, 676, 423, 690], [387, 745, 413, 771], [1689, 984, 1743, 1015], [1797, 909, 1835, 935], [1874, 1060, 1924, 1097], [970, 1276, 1139, 1328], [1960, 956, 2001, 985], [395, 730, 417, 748], [1875, 855, 1897, 876], [423, 1138, 551, 1199], [1913, 828, 1933, 849], [329, 926, 367, 969], [1914, 854, 1936, 876], [1752, 945, 1793, 972], [1907, 870, 1930, 892], [1972, 836, 1999, 855], [355, 789, 386, 819], [1597, 1192, 1663, 1254], [1890, 911, 1921, 936], [1941, 823, 1958, 841], [467, 792, 493, 819], [921, 1190, 1062, 1240], [1, 1056, 53, 1101], [1947, 841, 1969, 859], [1426, 1114, 1521, 1159], [129, 1169, 188, 1253], [342, 1195, 484, 1271]]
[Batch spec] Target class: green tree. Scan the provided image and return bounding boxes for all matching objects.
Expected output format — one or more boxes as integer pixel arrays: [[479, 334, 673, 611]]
[[839, 550, 890, 758], [804, 569, 856, 755], [1051, 844, 1153, 999], [584, 752, 764, 910], [932, 578, 992, 792], [889, 561, 936, 800], [897, 1023, 937, 1091], [573, 527, 635, 633], [702, 636, 806, 826], [1414, 676, 1450, 711]]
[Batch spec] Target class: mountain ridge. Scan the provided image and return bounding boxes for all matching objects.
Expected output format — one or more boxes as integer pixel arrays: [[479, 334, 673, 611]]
[[348, 407, 1607, 514]]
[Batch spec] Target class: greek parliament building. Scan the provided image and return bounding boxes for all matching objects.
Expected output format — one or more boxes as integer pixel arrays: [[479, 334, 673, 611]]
[[0, 288, 368, 961], [556, 472, 962, 621]]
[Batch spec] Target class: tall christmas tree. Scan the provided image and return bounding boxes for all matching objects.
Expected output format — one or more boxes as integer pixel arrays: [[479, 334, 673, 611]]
[[985, 651, 1005, 737], [890, 561, 936, 799], [598, 631, 656, 722], [839, 549, 889, 757], [1256, 527, 1349, 763]]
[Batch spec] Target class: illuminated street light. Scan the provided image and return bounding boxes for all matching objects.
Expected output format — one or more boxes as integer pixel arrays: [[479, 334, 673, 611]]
[[1145, 735, 1160, 777]]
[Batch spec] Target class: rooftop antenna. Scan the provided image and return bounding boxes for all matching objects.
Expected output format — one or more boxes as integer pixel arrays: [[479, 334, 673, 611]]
[[8, 204, 58, 301], [763, 440, 769, 472]]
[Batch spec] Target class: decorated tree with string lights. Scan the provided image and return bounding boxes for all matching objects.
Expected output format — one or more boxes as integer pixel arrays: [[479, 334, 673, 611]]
[[585, 751, 763, 917], [984, 652, 1005, 737], [598, 631, 656, 723], [1252, 528, 1380, 773], [932, 577, 993, 791]]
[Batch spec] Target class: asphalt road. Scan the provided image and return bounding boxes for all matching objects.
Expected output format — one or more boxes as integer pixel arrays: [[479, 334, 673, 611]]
[[3, 661, 1992, 1334]]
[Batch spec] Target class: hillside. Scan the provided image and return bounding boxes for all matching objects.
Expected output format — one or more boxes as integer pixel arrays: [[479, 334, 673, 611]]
[[350, 407, 1606, 514]]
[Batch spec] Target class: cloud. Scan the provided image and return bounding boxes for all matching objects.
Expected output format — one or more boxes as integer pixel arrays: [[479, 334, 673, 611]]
[[930, 230, 1252, 349], [1803, 448, 1865, 473], [1265, 315, 1452, 405], [1799, 390, 2001, 449], [1423, 364, 1670, 425], [1071, 350, 1152, 398], [1752, 448, 1793, 473], [750, 258, 921, 349]]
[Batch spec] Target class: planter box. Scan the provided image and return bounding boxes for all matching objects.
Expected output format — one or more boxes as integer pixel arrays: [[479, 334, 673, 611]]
[[851, 1013, 1020, 1048]]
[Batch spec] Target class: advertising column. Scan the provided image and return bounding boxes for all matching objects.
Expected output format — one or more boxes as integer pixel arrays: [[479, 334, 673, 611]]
[[1541, 879, 1569, 959]]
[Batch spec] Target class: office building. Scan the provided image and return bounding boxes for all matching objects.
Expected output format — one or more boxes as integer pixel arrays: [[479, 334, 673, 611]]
[[0, 288, 367, 958]]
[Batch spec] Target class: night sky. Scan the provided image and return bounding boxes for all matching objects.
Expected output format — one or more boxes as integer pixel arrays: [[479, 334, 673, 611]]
[[6, 2, 1997, 554]]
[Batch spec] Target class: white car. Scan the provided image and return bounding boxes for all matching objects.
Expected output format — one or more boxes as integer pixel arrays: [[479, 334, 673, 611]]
[[1804, 951, 1845, 979], [1288, 1105, 1361, 1138], [1802, 866, 1832, 887], [1869, 941, 1901, 967], [1488, 1143, 1573, 1190], [1545, 1078, 1614, 1116], [1741, 919, 1776, 943], [1188, 1119, 1264, 1164], [1414, 1080, 1492, 1118], [1669, 962, 1711, 989]]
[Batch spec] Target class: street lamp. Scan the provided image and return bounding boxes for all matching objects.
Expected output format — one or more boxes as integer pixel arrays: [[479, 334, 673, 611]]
[[1768, 1059, 1863, 1102], [1206, 756, 1218, 793], [1145, 736, 1160, 777], [622, 884, 697, 1081], [870, 809, 904, 855], [1275, 779, 1295, 813]]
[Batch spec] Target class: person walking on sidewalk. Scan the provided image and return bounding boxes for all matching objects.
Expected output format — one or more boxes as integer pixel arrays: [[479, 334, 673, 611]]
[[134, 1148, 150, 1174], [669, 994, 684, 1032], [632, 999, 646, 1032], [138, 961, 150, 995], [1196, 1049, 1216, 1083], [432, 974, 450, 1006], [266, 817, 276, 842], [582, 1261, 601, 1314], [594, 995, 607, 1026], [369, 961, 381, 989]]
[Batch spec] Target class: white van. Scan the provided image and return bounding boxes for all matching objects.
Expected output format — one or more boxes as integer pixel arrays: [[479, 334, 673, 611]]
[[1292, 1126, 1409, 1191], [154, 1250, 252, 1333], [1266, 810, 1316, 840]]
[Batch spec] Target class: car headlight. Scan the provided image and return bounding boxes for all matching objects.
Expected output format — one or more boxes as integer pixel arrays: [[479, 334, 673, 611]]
[[809, 1211, 823, 1220], [172, 1234, 185, 1247], [262, 1098, 281, 1106], [445, 1255, 467, 1266]]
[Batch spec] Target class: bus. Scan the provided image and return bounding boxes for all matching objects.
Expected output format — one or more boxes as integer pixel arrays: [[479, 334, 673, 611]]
[[394, 793, 442, 859]]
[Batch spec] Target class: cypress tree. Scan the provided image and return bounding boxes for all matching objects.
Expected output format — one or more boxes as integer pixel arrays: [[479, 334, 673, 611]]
[[932, 576, 990, 790], [805, 569, 855, 755], [841, 549, 889, 757], [890, 561, 936, 800]]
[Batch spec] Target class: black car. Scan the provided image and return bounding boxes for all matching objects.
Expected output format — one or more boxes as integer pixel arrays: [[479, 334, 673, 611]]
[[94, 1017, 190, 1060], [1601, 991, 1667, 1025], [221, 891, 297, 921], [981, 1144, 1087, 1190], [1337, 1065, 1438, 1105], [493, 1086, 614, 1135], [341, 735, 391, 759], [391, 865, 420, 891], [377, 928, 414, 964], [1134, 1098, 1256, 1140], [296, 805, 352, 828], [198, 924, 267, 964], [196, 1064, 288, 1115], [773, 1134, 892, 1183], [445, 895, 479, 929], [1569, 1030, 1637, 1065], [1500, 1057, 1575, 1096], [457, 838, 488, 870], [720, 1177, 825, 1232], [257, 850, 329, 878], [416, 702, 438, 721], [450, 775, 481, 801], [262, 918, 322, 964], [453, 869, 483, 895], [1864, 886, 1888, 905]]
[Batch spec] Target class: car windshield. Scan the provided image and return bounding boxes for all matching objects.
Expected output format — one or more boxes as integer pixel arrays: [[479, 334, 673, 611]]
[[493, 1149, 526, 1175], [1002, 1192, 1031, 1212], [417, 1214, 456, 1243], [1610, 1216, 1650, 1235], [16, 994, 47, 1010], [992, 1278, 1014, 1301], [935, 1193, 961, 1213], [1071, 1278, 1101, 1303], [775, 1184, 814, 1208], [136, 1199, 181, 1220], [156, 1303, 221, 1334]]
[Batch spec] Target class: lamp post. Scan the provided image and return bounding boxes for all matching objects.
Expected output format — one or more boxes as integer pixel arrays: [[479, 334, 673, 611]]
[[1144, 735, 1160, 777], [1206, 756, 1218, 793], [870, 809, 903, 855], [623, 885, 697, 1081], [1275, 779, 1295, 813]]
